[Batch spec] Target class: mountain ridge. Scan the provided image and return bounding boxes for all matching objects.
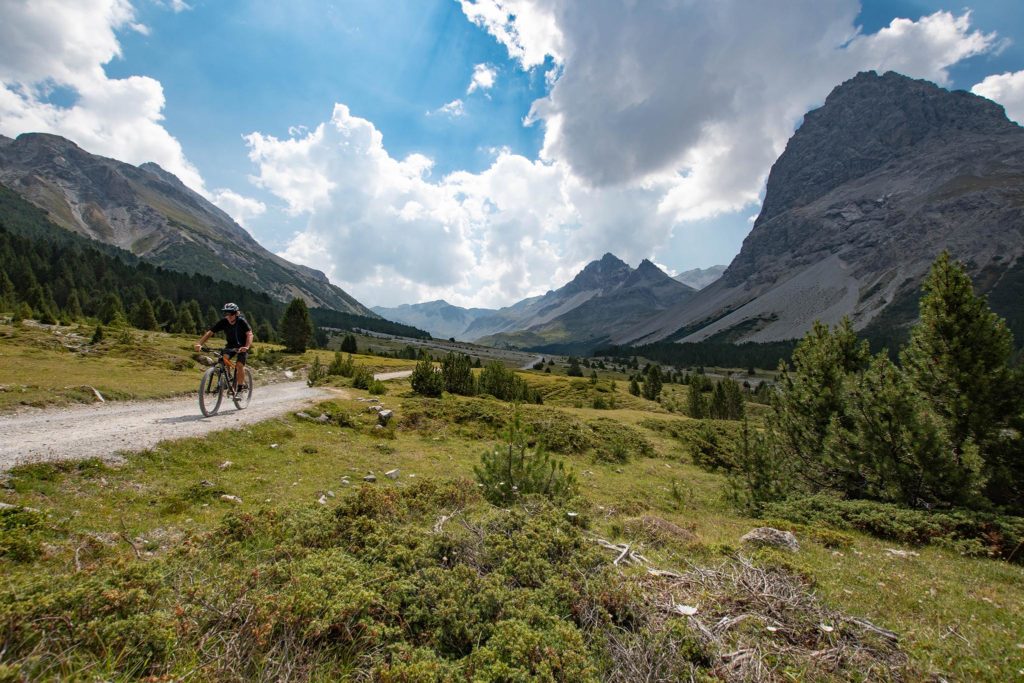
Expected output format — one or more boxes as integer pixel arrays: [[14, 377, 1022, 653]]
[[617, 71, 1024, 347], [0, 132, 375, 316]]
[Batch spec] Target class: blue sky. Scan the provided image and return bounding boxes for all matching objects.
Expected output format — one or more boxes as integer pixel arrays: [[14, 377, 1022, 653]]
[[2, 1, 1024, 308]]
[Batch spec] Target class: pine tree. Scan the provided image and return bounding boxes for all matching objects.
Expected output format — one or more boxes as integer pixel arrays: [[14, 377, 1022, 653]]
[[642, 365, 663, 401], [154, 297, 177, 331], [687, 382, 706, 418], [410, 352, 443, 397], [174, 307, 197, 335], [340, 334, 358, 353], [131, 298, 159, 331], [441, 352, 475, 396], [98, 292, 126, 325], [91, 324, 104, 344], [629, 377, 641, 397], [901, 252, 1016, 462], [709, 381, 728, 418], [567, 357, 584, 377], [186, 300, 204, 333], [257, 321, 274, 344], [0, 270, 15, 312], [724, 379, 745, 420], [280, 298, 314, 353], [768, 318, 869, 491], [826, 354, 981, 506], [64, 289, 84, 320]]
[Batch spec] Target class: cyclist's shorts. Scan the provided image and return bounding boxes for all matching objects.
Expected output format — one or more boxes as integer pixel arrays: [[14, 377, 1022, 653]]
[[223, 350, 249, 363]]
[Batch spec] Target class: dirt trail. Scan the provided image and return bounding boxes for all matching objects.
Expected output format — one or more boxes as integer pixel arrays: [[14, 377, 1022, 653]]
[[0, 381, 333, 471]]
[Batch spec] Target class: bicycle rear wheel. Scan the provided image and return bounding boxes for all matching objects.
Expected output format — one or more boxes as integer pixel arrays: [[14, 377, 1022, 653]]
[[199, 367, 224, 416], [233, 367, 253, 409]]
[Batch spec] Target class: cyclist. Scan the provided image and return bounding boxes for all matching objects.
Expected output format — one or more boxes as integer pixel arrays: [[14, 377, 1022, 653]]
[[194, 303, 253, 393]]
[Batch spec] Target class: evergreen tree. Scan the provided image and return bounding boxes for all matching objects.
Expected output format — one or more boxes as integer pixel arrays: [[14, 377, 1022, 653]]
[[174, 307, 197, 335], [154, 297, 176, 331], [825, 354, 982, 506], [186, 300, 204, 334], [257, 321, 274, 344], [589, 369, 599, 385], [687, 381, 707, 418], [97, 292, 126, 325], [131, 298, 159, 331], [280, 298, 314, 353], [205, 305, 220, 330], [340, 333, 358, 353], [567, 357, 584, 377], [642, 365, 663, 401], [64, 289, 84, 320], [901, 252, 1016, 463], [709, 381, 728, 418], [0, 270, 15, 312], [629, 377, 641, 397], [410, 352, 443, 397], [768, 318, 869, 491], [91, 324, 104, 344], [441, 352, 476, 396], [723, 379, 745, 420]]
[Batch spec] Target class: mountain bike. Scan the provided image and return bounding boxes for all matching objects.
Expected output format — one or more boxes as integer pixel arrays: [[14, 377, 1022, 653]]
[[198, 347, 253, 416]]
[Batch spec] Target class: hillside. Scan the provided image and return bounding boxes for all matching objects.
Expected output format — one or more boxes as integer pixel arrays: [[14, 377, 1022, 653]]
[[0, 183, 429, 341], [0, 133, 374, 316], [619, 71, 1024, 346]]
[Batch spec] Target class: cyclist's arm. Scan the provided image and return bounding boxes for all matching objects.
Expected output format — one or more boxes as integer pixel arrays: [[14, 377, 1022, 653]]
[[240, 328, 253, 353], [195, 330, 213, 352]]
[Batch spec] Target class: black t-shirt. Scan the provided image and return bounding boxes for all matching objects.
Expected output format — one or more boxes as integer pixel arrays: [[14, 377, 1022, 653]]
[[209, 316, 252, 349]]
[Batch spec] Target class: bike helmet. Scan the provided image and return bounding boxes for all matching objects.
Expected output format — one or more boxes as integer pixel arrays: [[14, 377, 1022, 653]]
[[222, 302, 240, 313]]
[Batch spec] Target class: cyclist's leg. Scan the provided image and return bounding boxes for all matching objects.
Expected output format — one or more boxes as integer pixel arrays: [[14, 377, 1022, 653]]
[[234, 350, 249, 390]]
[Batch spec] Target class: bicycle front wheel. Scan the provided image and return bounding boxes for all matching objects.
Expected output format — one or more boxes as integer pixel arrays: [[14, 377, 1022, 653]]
[[199, 366, 223, 416], [233, 367, 253, 410]]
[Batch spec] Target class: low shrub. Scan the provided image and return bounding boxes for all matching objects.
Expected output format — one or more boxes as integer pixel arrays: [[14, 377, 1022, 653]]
[[761, 494, 1024, 561]]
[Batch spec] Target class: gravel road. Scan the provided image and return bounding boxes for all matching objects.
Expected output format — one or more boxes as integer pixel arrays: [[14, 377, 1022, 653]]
[[0, 380, 332, 471]]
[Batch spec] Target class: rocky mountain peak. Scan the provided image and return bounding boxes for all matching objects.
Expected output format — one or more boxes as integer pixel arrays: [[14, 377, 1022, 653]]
[[756, 70, 1019, 227], [564, 252, 631, 293]]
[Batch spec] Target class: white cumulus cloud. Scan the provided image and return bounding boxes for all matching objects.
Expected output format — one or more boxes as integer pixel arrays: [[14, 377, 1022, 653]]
[[0, 0, 207, 192], [428, 99, 465, 118], [249, 3, 1000, 307], [972, 70, 1024, 125], [467, 63, 497, 94], [211, 189, 266, 229]]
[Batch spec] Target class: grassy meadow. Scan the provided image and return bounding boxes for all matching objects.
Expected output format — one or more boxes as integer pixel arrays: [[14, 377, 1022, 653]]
[[0, 323, 1022, 680]]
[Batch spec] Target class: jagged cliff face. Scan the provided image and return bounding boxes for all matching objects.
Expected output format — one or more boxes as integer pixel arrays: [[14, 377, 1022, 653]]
[[0, 133, 374, 316], [472, 253, 695, 349], [620, 71, 1024, 345]]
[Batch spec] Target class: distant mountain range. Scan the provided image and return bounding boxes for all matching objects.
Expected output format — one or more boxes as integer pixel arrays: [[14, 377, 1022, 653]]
[[619, 71, 1024, 347], [371, 300, 496, 340], [0, 133, 374, 316], [375, 254, 695, 349], [673, 265, 725, 290]]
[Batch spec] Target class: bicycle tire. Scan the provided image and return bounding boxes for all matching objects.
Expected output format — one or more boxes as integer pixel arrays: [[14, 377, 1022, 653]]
[[199, 366, 223, 416], [233, 367, 253, 410]]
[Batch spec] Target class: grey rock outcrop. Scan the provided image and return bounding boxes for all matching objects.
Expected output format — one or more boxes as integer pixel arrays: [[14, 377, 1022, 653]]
[[741, 527, 800, 552]]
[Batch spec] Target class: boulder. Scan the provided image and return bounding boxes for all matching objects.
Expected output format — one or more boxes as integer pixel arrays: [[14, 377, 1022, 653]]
[[741, 527, 799, 552], [363, 474, 377, 483], [385, 469, 400, 480], [378, 409, 394, 426], [192, 353, 215, 367]]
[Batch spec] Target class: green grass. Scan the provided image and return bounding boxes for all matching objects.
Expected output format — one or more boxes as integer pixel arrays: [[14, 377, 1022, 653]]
[[0, 366, 1022, 679]]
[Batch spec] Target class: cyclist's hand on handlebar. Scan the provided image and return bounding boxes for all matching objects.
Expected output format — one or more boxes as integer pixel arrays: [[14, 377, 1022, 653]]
[[194, 344, 202, 352]]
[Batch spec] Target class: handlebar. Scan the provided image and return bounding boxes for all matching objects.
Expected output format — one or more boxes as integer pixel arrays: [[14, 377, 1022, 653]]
[[199, 346, 240, 354]]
